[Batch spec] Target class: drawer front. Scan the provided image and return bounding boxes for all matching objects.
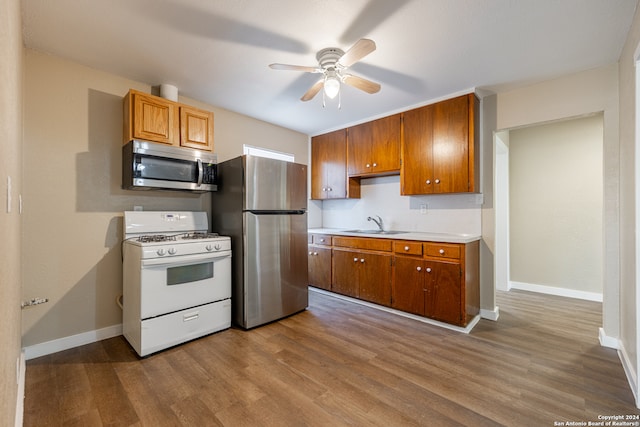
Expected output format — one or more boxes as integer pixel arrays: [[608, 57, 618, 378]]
[[312, 234, 332, 246], [424, 242, 461, 259], [333, 236, 392, 251], [393, 241, 423, 256], [139, 300, 231, 356]]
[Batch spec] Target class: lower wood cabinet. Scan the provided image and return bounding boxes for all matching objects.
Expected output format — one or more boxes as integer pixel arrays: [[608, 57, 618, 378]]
[[391, 256, 426, 316], [393, 257, 464, 324], [308, 245, 332, 291], [308, 233, 480, 327], [332, 249, 392, 305]]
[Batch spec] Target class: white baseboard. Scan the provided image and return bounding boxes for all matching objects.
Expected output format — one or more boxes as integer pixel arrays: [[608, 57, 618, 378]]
[[618, 340, 639, 408], [310, 287, 480, 334], [509, 281, 603, 302], [598, 327, 620, 350], [480, 306, 500, 321], [15, 350, 25, 427], [23, 324, 122, 360]]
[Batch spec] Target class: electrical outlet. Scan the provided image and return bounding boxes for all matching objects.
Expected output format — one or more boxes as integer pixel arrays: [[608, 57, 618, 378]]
[[420, 204, 428, 215]]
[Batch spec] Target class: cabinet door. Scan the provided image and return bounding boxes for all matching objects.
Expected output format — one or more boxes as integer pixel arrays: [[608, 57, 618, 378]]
[[432, 95, 469, 193], [401, 105, 434, 195], [332, 249, 360, 298], [348, 115, 401, 176], [308, 246, 332, 291], [311, 130, 347, 199], [358, 252, 392, 306], [392, 256, 425, 315], [425, 260, 462, 325], [132, 92, 178, 145], [180, 106, 213, 151], [347, 123, 372, 176]]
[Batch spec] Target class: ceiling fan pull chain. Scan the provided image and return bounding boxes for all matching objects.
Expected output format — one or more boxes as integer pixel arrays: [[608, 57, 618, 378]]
[[338, 89, 341, 110], [322, 88, 326, 108]]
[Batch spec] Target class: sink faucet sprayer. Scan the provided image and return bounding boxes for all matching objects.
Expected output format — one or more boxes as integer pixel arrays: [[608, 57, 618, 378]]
[[367, 215, 384, 232]]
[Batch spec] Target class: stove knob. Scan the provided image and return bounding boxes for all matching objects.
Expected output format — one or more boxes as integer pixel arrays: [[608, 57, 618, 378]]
[[214, 244, 222, 251], [157, 249, 165, 256], [205, 244, 213, 252], [168, 248, 177, 255]]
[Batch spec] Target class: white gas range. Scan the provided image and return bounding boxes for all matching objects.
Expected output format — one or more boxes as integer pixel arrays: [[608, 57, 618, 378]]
[[122, 211, 231, 357]]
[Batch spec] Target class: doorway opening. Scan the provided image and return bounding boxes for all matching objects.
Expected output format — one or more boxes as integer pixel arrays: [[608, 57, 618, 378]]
[[494, 114, 604, 302]]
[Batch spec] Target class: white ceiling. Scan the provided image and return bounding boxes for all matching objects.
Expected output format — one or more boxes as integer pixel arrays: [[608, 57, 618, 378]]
[[22, 0, 638, 136]]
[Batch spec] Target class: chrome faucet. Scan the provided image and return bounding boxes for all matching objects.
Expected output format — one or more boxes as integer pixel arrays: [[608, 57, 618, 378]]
[[367, 215, 384, 232]]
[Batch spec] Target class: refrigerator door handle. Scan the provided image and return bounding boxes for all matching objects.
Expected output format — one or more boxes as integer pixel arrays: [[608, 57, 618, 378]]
[[245, 210, 306, 215]]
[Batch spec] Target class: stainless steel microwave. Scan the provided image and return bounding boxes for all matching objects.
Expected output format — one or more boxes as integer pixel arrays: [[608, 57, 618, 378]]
[[122, 140, 217, 192]]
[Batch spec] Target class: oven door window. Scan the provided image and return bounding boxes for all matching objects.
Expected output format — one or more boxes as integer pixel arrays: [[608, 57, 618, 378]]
[[167, 262, 213, 286], [135, 154, 197, 183]]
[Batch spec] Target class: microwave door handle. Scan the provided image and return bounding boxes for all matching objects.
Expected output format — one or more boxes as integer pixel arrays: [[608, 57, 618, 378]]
[[196, 158, 203, 187]]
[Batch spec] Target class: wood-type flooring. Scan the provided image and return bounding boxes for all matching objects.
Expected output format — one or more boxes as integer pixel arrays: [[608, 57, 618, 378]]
[[24, 289, 640, 426]]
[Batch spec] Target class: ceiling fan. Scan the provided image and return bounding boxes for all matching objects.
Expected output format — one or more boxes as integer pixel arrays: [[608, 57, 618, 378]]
[[269, 38, 381, 103]]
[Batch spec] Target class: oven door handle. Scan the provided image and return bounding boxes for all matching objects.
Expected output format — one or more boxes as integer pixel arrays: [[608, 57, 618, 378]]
[[140, 251, 230, 268]]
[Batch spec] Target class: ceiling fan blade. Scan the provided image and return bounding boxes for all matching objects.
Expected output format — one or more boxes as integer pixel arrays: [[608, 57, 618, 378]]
[[337, 38, 376, 68], [342, 74, 381, 94], [269, 63, 322, 73], [301, 80, 324, 101]]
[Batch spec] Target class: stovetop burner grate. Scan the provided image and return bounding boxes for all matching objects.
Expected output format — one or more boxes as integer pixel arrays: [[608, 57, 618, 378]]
[[181, 232, 220, 240], [137, 234, 177, 243]]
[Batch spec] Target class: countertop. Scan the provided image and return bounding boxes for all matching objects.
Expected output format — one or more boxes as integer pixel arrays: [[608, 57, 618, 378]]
[[308, 228, 481, 244]]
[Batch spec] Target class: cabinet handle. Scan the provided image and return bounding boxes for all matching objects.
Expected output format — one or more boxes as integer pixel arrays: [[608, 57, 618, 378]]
[[416, 266, 422, 271], [439, 249, 445, 254], [309, 251, 313, 255], [373, 162, 377, 167], [354, 257, 359, 262], [328, 187, 332, 191], [320, 238, 325, 242], [313, 252, 318, 256], [366, 163, 370, 168], [426, 179, 431, 185], [404, 246, 410, 251], [426, 268, 432, 273], [435, 179, 440, 184], [360, 258, 365, 263]]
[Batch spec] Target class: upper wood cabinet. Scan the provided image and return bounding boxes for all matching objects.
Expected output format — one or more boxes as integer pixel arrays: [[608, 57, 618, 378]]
[[179, 105, 214, 151], [347, 114, 401, 177], [124, 89, 214, 151], [401, 93, 479, 194], [125, 90, 178, 145], [311, 129, 360, 200]]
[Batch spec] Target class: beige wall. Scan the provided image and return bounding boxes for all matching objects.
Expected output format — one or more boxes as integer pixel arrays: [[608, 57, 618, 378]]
[[0, 0, 23, 423], [509, 115, 604, 294], [21, 50, 308, 349], [496, 64, 620, 340], [619, 2, 640, 405]]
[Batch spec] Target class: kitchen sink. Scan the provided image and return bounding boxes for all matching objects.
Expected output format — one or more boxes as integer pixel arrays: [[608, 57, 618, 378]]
[[343, 229, 408, 235]]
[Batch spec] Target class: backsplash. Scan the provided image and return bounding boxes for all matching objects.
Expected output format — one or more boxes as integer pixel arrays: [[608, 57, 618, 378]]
[[309, 175, 482, 235]]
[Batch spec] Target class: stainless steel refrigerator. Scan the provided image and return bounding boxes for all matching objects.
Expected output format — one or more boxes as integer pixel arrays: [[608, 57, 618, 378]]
[[211, 155, 309, 329]]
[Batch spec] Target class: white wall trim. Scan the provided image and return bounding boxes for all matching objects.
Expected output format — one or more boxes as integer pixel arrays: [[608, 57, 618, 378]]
[[15, 350, 25, 427], [599, 327, 620, 350], [619, 340, 639, 407], [508, 281, 603, 302], [480, 307, 500, 321], [23, 324, 122, 360]]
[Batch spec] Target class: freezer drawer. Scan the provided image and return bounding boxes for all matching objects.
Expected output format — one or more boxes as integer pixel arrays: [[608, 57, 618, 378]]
[[241, 211, 309, 328]]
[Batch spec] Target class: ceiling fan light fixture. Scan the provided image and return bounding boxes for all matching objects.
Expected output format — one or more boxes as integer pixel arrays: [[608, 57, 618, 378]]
[[324, 70, 340, 99]]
